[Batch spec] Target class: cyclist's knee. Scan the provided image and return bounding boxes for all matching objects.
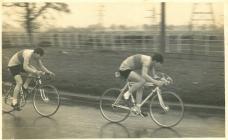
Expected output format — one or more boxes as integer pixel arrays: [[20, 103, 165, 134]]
[[16, 81, 23, 87], [139, 78, 146, 85], [14, 75, 23, 86]]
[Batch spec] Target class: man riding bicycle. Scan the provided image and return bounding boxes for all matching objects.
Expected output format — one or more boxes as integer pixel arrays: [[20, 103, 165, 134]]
[[7, 48, 55, 110], [118, 53, 165, 116]]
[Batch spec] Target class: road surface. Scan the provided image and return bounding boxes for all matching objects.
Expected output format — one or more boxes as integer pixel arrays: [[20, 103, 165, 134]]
[[2, 97, 225, 139]]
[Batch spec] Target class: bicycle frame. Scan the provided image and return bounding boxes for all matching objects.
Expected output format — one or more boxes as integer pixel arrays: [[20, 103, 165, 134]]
[[20, 75, 47, 102], [29, 76, 49, 101], [113, 81, 168, 111]]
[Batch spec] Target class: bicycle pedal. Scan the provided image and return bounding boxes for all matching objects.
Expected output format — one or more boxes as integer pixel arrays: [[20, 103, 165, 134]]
[[141, 112, 148, 117], [15, 107, 22, 111], [43, 98, 50, 102]]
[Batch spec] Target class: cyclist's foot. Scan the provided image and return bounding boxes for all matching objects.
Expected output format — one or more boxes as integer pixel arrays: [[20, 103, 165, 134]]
[[11, 103, 22, 111]]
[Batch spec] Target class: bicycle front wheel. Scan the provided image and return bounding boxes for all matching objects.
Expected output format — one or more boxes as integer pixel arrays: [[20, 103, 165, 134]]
[[2, 83, 15, 113], [100, 88, 130, 123], [149, 91, 184, 127], [33, 85, 60, 117]]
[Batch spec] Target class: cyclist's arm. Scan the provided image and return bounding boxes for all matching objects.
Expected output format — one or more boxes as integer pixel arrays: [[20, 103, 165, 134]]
[[141, 58, 162, 85], [23, 52, 38, 74], [37, 59, 52, 74], [151, 67, 160, 79]]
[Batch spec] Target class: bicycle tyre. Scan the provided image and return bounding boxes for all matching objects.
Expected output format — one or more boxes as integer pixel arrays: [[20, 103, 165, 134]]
[[100, 88, 130, 123], [149, 91, 184, 127], [33, 84, 60, 117], [2, 83, 15, 113]]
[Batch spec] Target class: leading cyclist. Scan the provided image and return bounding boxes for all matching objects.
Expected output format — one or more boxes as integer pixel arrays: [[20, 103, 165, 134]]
[[7, 48, 55, 110], [118, 53, 165, 116]]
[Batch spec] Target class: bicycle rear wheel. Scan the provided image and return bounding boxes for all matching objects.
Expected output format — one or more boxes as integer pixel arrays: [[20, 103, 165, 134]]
[[149, 91, 184, 127], [100, 88, 130, 123], [33, 85, 60, 117], [2, 83, 15, 113]]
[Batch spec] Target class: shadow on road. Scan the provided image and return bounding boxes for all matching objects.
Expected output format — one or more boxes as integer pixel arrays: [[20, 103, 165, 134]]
[[99, 122, 130, 138], [150, 127, 182, 137], [99, 122, 182, 138], [32, 116, 58, 127]]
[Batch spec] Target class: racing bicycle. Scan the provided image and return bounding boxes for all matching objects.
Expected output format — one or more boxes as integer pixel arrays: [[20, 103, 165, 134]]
[[100, 72, 184, 127], [2, 74, 60, 117]]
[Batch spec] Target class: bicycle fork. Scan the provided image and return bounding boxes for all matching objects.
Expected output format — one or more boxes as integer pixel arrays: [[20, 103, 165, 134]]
[[157, 88, 169, 112], [38, 80, 49, 102]]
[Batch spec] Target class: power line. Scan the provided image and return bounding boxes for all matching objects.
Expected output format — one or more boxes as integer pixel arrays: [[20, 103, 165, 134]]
[[189, 3, 216, 32]]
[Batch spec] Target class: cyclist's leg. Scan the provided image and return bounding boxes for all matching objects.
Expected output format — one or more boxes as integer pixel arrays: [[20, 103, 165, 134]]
[[124, 71, 146, 100], [23, 65, 37, 89], [12, 75, 23, 105], [136, 87, 143, 104], [128, 71, 145, 94]]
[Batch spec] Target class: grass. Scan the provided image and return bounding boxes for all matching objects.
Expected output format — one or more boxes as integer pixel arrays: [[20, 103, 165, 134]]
[[2, 47, 225, 106]]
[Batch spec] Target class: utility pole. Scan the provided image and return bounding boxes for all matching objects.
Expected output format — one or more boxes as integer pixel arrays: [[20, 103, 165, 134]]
[[145, 6, 158, 32], [160, 2, 166, 54], [189, 3, 215, 32], [97, 4, 105, 27]]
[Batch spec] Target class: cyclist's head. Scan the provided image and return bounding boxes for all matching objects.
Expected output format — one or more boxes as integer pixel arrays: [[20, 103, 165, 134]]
[[33, 48, 44, 58], [152, 53, 164, 64]]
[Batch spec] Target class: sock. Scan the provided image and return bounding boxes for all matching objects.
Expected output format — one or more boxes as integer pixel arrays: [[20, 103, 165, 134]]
[[124, 91, 131, 100], [12, 99, 17, 105]]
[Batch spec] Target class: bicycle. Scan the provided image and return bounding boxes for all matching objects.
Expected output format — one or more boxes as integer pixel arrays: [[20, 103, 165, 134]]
[[2, 73, 60, 117], [99, 72, 184, 127]]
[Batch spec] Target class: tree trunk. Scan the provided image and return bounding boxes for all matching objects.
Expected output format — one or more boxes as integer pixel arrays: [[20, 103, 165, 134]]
[[25, 3, 34, 47], [26, 20, 34, 46]]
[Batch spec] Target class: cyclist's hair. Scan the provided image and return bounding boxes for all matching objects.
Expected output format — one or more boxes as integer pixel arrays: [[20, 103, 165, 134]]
[[34, 48, 44, 56], [152, 53, 164, 63]]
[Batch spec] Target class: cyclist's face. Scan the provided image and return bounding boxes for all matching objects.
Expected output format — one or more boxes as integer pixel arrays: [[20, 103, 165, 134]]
[[34, 53, 42, 59], [154, 62, 162, 69]]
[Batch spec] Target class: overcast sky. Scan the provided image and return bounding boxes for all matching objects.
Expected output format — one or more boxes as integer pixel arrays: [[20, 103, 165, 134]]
[[3, 1, 224, 29]]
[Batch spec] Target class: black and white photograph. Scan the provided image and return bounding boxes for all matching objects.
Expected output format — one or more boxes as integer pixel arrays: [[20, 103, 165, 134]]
[[1, 0, 226, 139]]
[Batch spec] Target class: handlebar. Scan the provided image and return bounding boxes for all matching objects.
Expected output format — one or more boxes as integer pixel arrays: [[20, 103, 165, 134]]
[[155, 72, 174, 85], [21, 73, 55, 81]]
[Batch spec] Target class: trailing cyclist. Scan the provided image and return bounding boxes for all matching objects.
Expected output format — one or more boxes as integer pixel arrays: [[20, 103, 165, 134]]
[[7, 48, 55, 110]]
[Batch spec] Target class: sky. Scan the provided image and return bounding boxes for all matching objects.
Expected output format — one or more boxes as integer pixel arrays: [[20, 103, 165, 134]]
[[54, 2, 224, 27], [2, 1, 224, 30]]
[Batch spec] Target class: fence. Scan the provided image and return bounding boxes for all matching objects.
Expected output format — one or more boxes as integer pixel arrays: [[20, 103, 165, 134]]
[[2, 30, 224, 56]]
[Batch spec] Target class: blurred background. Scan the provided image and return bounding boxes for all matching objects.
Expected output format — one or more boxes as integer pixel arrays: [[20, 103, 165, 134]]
[[2, 1, 225, 106]]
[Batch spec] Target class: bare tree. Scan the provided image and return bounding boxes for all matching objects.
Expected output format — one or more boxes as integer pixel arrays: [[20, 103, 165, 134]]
[[3, 2, 70, 45]]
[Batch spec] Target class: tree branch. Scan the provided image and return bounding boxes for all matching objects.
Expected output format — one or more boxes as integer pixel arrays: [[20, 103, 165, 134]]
[[14, 3, 27, 7], [3, 2, 26, 7], [32, 3, 51, 20]]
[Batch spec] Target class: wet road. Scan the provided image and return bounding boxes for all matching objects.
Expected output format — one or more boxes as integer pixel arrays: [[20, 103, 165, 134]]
[[2, 98, 225, 139]]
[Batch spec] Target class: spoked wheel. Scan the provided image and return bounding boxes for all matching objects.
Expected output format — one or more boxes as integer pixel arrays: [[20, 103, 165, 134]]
[[149, 91, 184, 127], [2, 83, 15, 113], [33, 85, 60, 117], [100, 88, 130, 123]]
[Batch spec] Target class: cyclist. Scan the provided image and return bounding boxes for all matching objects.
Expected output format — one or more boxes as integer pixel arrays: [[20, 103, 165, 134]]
[[7, 48, 55, 110], [118, 53, 165, 116]]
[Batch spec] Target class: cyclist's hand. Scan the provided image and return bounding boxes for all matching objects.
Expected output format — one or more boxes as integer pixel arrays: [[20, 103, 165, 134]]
[[156, 80, 165, 87], [47, 71, 55, 77], [36, 71, 45, 76], [167, 77, 173, 83]]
